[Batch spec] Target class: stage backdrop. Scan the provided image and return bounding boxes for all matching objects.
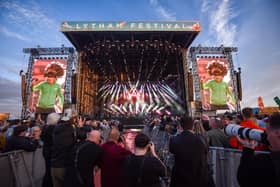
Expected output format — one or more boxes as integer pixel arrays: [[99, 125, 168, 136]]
[[196, 57, 236, 111], [29, 59, 67, 113]]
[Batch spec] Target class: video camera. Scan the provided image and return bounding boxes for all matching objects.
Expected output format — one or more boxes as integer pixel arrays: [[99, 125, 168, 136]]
[[224, 124, 269, 145]]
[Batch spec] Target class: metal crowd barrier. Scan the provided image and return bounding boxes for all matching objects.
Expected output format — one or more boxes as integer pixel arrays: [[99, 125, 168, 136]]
[[0, 149, 45, 187], [0, 145, 269, 187], [209, 147, 269, 187]]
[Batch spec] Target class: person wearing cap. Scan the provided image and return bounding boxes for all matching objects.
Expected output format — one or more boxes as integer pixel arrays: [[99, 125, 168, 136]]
[[4, 125, 39, 152], [237, 112, 280, 187], [32, 63, 64, 120]]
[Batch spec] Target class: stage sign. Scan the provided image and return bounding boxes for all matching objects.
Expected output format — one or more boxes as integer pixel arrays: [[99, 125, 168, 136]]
[[29, 59, 67, 114], [197, 57, 236, 111], [61, 21, 201, 32]]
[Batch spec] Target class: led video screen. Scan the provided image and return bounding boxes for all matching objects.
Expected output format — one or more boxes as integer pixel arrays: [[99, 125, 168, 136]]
[[196, 57, 236, 111], [29, 59, 67, 114]]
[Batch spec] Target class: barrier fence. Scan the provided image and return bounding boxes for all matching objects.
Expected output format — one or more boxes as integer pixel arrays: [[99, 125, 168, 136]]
[[0, 147, 268, 187], [0, 149, 45, 187]]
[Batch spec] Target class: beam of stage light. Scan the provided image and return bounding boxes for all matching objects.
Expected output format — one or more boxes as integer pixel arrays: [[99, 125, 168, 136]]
[[129, 103, 133, 113], [122, 105, 128, 112], [146, 104, 154, 113], [146, 83, 153, 105], [99, 81, 184, 115], [135, 102, 139, 113], [159, 83, 180, 101], [111, 104, 125, 114], [151, 84, 160, 104], [141, 103, 147, 113], [115, 83, 121, 102]]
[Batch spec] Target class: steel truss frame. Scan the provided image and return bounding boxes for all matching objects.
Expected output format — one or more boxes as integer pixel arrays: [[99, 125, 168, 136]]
[[22, 47, 76, 118], [188, 46, 241, 113]]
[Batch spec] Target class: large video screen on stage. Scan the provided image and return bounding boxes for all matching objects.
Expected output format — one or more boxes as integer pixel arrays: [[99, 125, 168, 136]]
[[196, 57, 236, 111], [29, 59, 67, 114]]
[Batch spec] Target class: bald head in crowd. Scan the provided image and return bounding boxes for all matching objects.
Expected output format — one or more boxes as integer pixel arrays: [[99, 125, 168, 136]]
[[108, 127, 120, 142], [87, 130, 102, 145], [209, 117, 223, 129]]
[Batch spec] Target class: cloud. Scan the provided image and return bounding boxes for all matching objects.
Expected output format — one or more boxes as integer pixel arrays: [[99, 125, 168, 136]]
[[200, 0, 238, 46], [0, 1, 56, 28], [0, 75, 22, 115], [0, 1, 69, 45], [149, 0, 176, 20], [241, 63, 280, 107], [0, 25, 31, 42], [201, 0, 210, 13]]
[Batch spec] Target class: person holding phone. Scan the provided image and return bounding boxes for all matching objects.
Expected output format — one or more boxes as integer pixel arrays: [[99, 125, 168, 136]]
[[123, 133, 167, 187]]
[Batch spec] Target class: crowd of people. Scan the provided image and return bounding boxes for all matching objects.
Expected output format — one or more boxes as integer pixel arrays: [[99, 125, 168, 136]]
[[0, 107, 279, 187]]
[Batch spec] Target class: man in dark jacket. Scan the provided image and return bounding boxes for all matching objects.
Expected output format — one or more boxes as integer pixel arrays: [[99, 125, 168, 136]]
[[66, 130, 103, 187], [51, 109, 83, 187], [169, 116, 210, 187], [41, 113, 61, 187], [4, 124, 39, 152], [237, 112, 280, 187]]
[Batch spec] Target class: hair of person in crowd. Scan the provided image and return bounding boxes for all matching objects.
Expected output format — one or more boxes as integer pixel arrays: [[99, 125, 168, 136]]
[[46, 113, 61, 125], [107, 127, 120, 142], [241, 107, 254, 119], [13, 125, 27, 136], [193, 120, 206, 135], [87, 130, 102, 145], [31, 126, 41, 134], [135, 132, 150, 148], [180, 116, 194, 131], [268, 112, 280, 129]]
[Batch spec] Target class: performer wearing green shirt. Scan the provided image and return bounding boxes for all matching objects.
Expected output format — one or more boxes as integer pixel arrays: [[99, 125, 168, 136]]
[[201, 61, 235, 110], [32, 63, 64, 119]]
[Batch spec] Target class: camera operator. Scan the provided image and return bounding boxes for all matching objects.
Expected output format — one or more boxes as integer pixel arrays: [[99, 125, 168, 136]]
[[230, 107, 267, 150], [237, 112, 280, 187]]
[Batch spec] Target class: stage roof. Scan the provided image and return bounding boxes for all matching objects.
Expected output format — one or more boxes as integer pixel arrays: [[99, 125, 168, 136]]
[[61, 21, 201, 50]]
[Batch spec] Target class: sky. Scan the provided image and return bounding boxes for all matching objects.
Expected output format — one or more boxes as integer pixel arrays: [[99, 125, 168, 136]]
[[0, 0, 279, 116]]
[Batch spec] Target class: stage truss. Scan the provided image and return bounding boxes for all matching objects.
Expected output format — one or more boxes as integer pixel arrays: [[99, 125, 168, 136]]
[[22, 47, 76, 118], [188, 46, 241, 114]]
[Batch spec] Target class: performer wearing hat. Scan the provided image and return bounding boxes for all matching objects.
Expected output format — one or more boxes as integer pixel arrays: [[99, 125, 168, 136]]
[[32, 63, 64, 120]]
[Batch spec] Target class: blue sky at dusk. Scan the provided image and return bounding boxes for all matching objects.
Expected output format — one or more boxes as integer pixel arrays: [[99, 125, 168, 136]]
[[0, 0, 279, 116]]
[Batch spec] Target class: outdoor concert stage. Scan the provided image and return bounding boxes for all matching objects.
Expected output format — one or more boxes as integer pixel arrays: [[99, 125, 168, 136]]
[[61, 21, 201, 117]]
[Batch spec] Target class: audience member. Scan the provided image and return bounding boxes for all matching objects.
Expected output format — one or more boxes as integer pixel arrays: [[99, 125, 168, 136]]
[[169, 116, 212, 187], [206, 117, 230, 147], [230, 107, 266, 150], [123, 133, 167, 187], [101, 127, 132, 187], [67, 130, 103, 187], [41, 112, 61, 187], [237, 112, 280, 187], [51, 109, 83, 187], [4, 125, 39, 152]]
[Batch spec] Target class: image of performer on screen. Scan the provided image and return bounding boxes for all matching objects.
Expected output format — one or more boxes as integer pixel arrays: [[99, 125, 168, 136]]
[[32, 63, 64, 119], [201, 60, 235, 110]]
